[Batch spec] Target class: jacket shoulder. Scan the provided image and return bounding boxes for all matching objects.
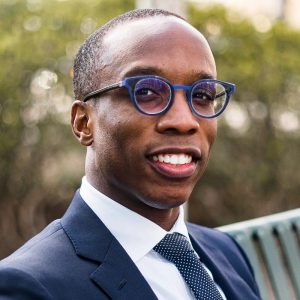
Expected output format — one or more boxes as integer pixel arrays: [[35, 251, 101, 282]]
[[0, 221, 65, 300], [0, 220, 64, 265], [0, 267, 54, 299]]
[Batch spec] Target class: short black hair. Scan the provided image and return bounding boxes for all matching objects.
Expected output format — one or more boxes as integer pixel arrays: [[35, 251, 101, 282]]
[[73, 8, 185, 100]]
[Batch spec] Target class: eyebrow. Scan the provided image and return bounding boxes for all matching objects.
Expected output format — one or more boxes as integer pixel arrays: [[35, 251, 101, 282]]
[[122, 66, 164, 78], [122, 66, 216, 82]]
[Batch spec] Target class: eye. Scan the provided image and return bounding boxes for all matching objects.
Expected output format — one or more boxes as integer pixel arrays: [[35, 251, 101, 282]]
[[192, 89, 214, 101], [136, 88, 155, 96]]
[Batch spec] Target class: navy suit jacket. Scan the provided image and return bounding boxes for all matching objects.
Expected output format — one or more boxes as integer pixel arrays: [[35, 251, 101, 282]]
[[0, 191, 261, 299]]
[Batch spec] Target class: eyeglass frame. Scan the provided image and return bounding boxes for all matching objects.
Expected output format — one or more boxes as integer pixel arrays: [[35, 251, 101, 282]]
[[82, 75, 236, 119]]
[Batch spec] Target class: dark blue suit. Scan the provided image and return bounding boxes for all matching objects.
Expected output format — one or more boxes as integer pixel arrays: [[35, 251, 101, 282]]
[[0, 191, 260, 299]]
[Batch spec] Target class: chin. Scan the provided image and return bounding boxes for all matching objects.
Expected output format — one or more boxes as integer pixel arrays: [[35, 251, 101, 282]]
[[142, 193, 190, 210]]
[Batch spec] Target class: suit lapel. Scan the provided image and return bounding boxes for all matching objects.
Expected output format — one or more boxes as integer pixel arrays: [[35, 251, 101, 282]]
[[189, 231, 239, 300], [90, 237, 157, 300], [61, 191, 157, 300], [187, 224, 259, 300]]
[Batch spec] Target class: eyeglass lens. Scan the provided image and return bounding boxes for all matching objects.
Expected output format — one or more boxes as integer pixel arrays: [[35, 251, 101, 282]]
[[133, 78, 227, 117], [134, 78, 172, 114], [191, 81, 226, 117]]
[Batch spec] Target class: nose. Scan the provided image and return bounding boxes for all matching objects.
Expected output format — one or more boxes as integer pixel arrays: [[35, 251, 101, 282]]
[[156, 90, 200, 135]]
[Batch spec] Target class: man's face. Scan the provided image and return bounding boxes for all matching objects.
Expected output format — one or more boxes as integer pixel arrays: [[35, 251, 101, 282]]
[[85, 16, 217, 218]]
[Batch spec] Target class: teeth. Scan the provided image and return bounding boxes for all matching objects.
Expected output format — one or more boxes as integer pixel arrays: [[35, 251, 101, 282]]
[[179, 154, 186, 164], [164, 155, 170, 163], [152, 154, 192, 165], [170, 155, 177, 164]]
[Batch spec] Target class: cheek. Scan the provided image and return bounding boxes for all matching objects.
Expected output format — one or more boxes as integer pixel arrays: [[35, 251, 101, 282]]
[[201, 120, 217, 151], [93, 99, 131, 141], [196, 121, 217, 179], [93, 102, 150, 166], [208, 120, 217, 146]]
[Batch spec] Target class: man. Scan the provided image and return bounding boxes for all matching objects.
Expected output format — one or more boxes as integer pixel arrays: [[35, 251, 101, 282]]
[[0, 8, 260, 300]]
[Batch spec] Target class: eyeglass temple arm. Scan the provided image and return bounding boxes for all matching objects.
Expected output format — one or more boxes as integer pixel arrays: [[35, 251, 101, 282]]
[[83, 82, 122, 102], [216, 91, 226, 98], [215, 86, 233, 99]]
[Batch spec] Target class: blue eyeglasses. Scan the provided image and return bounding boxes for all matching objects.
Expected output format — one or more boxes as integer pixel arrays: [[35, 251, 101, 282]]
[[83, 75, 235, 119]]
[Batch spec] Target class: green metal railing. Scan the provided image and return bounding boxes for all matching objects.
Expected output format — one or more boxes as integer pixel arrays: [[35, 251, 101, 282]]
[[218, 209, 300, 300]]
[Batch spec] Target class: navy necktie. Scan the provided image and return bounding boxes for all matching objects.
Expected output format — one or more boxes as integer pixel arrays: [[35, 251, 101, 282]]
[[153, 233, 223, 300]]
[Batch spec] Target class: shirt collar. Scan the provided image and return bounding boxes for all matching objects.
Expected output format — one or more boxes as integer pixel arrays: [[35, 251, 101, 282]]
[[79, 176, 191, 263]]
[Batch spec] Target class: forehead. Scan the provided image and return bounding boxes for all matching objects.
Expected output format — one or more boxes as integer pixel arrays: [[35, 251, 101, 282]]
[[101, 16, 216, 82]]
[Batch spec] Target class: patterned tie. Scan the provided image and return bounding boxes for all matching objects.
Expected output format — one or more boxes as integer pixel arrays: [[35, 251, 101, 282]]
[[153, 233, 223, 300]]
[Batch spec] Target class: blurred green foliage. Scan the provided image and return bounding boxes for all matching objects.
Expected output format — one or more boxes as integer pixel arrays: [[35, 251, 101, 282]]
[[0, 0, 134, 257], [189, 5, 300, 225], [0, 1, 300, 258]]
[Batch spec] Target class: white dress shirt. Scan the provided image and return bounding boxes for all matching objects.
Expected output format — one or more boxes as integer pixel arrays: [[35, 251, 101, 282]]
[[80, 176, 226, 300]]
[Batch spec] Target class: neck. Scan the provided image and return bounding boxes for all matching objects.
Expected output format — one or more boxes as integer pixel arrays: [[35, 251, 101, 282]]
[[103, 190, 181, 231], [85, 171, 183, 231], [128, 205, 181, 231]]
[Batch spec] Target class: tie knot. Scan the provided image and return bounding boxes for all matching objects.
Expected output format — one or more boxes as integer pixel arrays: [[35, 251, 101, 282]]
[[153, 233, 193, 261]]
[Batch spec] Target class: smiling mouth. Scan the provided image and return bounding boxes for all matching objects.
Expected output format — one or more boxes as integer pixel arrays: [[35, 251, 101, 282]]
[[148, 153, 198, 178], [152, 153, 192, 165]]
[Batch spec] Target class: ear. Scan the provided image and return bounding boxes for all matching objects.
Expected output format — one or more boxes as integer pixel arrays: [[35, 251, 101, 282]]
[[71, 100, 93, 146]]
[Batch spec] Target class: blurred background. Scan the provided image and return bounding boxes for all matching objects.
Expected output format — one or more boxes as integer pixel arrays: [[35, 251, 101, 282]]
[[0, 0, 300, 258]]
